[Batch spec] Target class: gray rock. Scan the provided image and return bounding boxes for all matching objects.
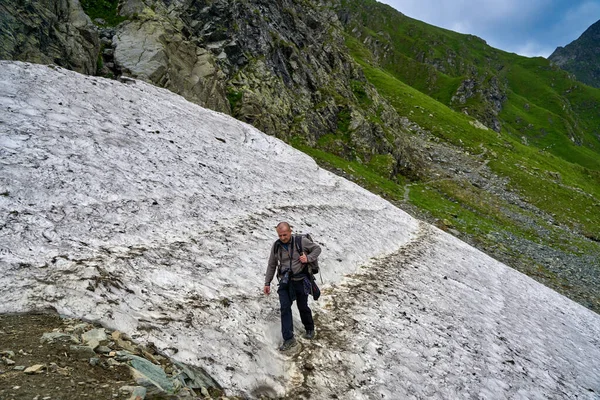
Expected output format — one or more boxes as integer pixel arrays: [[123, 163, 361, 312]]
[[89, 357, 101, 366], [128, 355, 175, 394], [0, 350, 15, 358], [82, 328, 107, 349], [69, 345, 96, 359], [40, 332, 79, 344], [113, 20, 229, 113], [128, 386, 147, 400], [115, 350, 134, 362], [0, 0, 100, 74], [173, 361, 222, 391], [13, 366, 26, 371], [70, 323, 90, 334], [96, 345, 112, 354], [106, 358, 122, 367]]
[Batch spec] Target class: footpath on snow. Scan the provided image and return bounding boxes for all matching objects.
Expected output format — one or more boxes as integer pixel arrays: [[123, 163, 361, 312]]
[[0, 61, 599, 399]]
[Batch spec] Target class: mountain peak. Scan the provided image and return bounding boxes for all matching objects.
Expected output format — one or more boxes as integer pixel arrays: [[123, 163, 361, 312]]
[[548, 19, 600, 87]]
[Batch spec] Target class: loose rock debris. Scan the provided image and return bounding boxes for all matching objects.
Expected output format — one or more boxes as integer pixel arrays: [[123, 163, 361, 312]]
[[0, 312, 238, 400]]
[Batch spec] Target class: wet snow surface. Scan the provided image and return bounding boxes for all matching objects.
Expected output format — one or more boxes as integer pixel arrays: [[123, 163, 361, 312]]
[[1, 62, 599, 399]]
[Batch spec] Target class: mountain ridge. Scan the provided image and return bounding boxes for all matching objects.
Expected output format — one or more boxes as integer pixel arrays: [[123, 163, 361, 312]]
[[549, 19, 600, 88]]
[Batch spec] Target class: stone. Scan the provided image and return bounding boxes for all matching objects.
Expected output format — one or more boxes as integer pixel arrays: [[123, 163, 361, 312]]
[[71, 323, 90, 334], [111, 330, 123, 341], [40, 332, 78, 344], [96, 345, 112, 354], [69, 345, 96, 359], [128, 386, 147, 400], [129, 355, 175, 394], [115, 350, 134, 362], [13, 366, 26, 371], [24, 364, 45, 374], [119, 385, 138, 393], [89, 357, 101, 366], [117, 338, 137, 353], [5, 359, 15, 366], [106, 358, 122, 367], [0, 350, 15, 358], [113, 19, 229, 113], [173, 361, 221, 391], [82, 328, 108, 349]]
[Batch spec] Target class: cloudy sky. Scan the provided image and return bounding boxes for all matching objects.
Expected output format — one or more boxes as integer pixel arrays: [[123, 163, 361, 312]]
[[380, 0, 600, 57]]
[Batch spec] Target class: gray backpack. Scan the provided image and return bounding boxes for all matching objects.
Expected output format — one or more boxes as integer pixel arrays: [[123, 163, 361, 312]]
[[275, 233, 320, 275]]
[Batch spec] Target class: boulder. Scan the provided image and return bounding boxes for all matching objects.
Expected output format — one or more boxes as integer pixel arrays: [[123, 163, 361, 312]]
[[113, 19, 229, 113], [128, 355, 175, 394]]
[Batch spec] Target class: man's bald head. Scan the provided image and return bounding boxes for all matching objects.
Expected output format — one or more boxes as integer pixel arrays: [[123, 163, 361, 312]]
[[276, 221, 291, 231], [276, 222, 292, 243]]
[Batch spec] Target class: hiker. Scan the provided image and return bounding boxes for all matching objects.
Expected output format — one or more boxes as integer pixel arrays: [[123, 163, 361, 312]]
[[264, 222, 321, 351]]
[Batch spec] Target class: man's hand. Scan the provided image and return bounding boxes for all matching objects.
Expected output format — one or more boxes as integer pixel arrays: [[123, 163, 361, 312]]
[[299, 253, 308, 263], [264, 285, 271, 295]]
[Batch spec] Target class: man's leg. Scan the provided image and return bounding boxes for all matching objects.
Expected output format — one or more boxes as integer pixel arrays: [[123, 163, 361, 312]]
[[294, 280, 314, 332], [278, 285, 294, 340]]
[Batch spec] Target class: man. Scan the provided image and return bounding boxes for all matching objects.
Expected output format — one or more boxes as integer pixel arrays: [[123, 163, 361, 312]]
[[264, 222, 321, 351]]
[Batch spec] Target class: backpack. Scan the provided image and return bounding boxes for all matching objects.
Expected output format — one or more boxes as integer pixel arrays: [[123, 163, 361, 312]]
[[293, 233, 320, 275], [275, 233, 320, 275]]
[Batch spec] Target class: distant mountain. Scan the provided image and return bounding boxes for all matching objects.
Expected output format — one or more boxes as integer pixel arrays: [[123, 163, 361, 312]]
[[549, 19, 600, 88]]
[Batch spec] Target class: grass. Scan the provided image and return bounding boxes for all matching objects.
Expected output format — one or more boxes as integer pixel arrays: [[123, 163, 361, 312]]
[[80, 0, 127, 26]]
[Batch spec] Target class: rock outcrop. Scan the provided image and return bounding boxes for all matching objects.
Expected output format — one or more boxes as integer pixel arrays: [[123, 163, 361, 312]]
[[0, 0, 99, 75], [104, 0, 426, 177]]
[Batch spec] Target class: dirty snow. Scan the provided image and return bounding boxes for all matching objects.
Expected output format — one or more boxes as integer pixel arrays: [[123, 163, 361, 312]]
[[0, 62, 599, 399]]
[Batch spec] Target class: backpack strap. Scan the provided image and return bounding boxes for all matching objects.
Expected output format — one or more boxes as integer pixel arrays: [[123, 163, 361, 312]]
[[275, 238, 295, 275], [295, 235, 312, 276], [294, 234, 303, 255]]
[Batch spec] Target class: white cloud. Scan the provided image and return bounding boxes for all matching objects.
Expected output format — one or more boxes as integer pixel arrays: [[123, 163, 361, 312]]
[[377, 0, 599, 57], [511, 40, 555, 58]]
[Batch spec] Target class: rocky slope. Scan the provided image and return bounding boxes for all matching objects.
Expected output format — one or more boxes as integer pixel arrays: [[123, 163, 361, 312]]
[[549, 19, 600, 88], [1, 61, 600, 398], [0, 0, 99, 75]]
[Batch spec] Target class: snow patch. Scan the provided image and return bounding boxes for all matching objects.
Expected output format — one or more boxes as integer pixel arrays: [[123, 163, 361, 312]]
[[0, 61, 599, 398]]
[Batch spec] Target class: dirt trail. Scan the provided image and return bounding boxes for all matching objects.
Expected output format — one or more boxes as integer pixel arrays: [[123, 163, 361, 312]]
[[285, 222, 435, 399]]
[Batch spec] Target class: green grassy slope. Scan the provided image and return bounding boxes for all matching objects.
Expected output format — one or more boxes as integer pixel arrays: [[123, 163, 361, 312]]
[[339, 0, 600, 169], [292, 0, 600, 311]]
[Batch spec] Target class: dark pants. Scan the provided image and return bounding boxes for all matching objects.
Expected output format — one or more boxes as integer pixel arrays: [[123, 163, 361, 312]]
[[278, 279, 314, 340]]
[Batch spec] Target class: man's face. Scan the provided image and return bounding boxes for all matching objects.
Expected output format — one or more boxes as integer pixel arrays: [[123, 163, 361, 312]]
[[277, 226, 292, 243]]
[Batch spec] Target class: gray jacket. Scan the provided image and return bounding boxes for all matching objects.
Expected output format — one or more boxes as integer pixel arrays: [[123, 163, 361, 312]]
[[265, 235, 321, 286]]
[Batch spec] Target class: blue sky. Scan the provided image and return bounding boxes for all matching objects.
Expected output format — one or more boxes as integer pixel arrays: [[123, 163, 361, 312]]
[[379, 0, 600, 57]]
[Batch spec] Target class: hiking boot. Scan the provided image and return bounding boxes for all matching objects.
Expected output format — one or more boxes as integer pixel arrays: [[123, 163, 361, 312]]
[[303, 330, 315, 340], [279, 338, 297, 351]]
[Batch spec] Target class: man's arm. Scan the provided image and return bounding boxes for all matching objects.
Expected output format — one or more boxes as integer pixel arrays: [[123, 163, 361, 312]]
[[264, 242, 279, 294], [302, 237, 321, 262]]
